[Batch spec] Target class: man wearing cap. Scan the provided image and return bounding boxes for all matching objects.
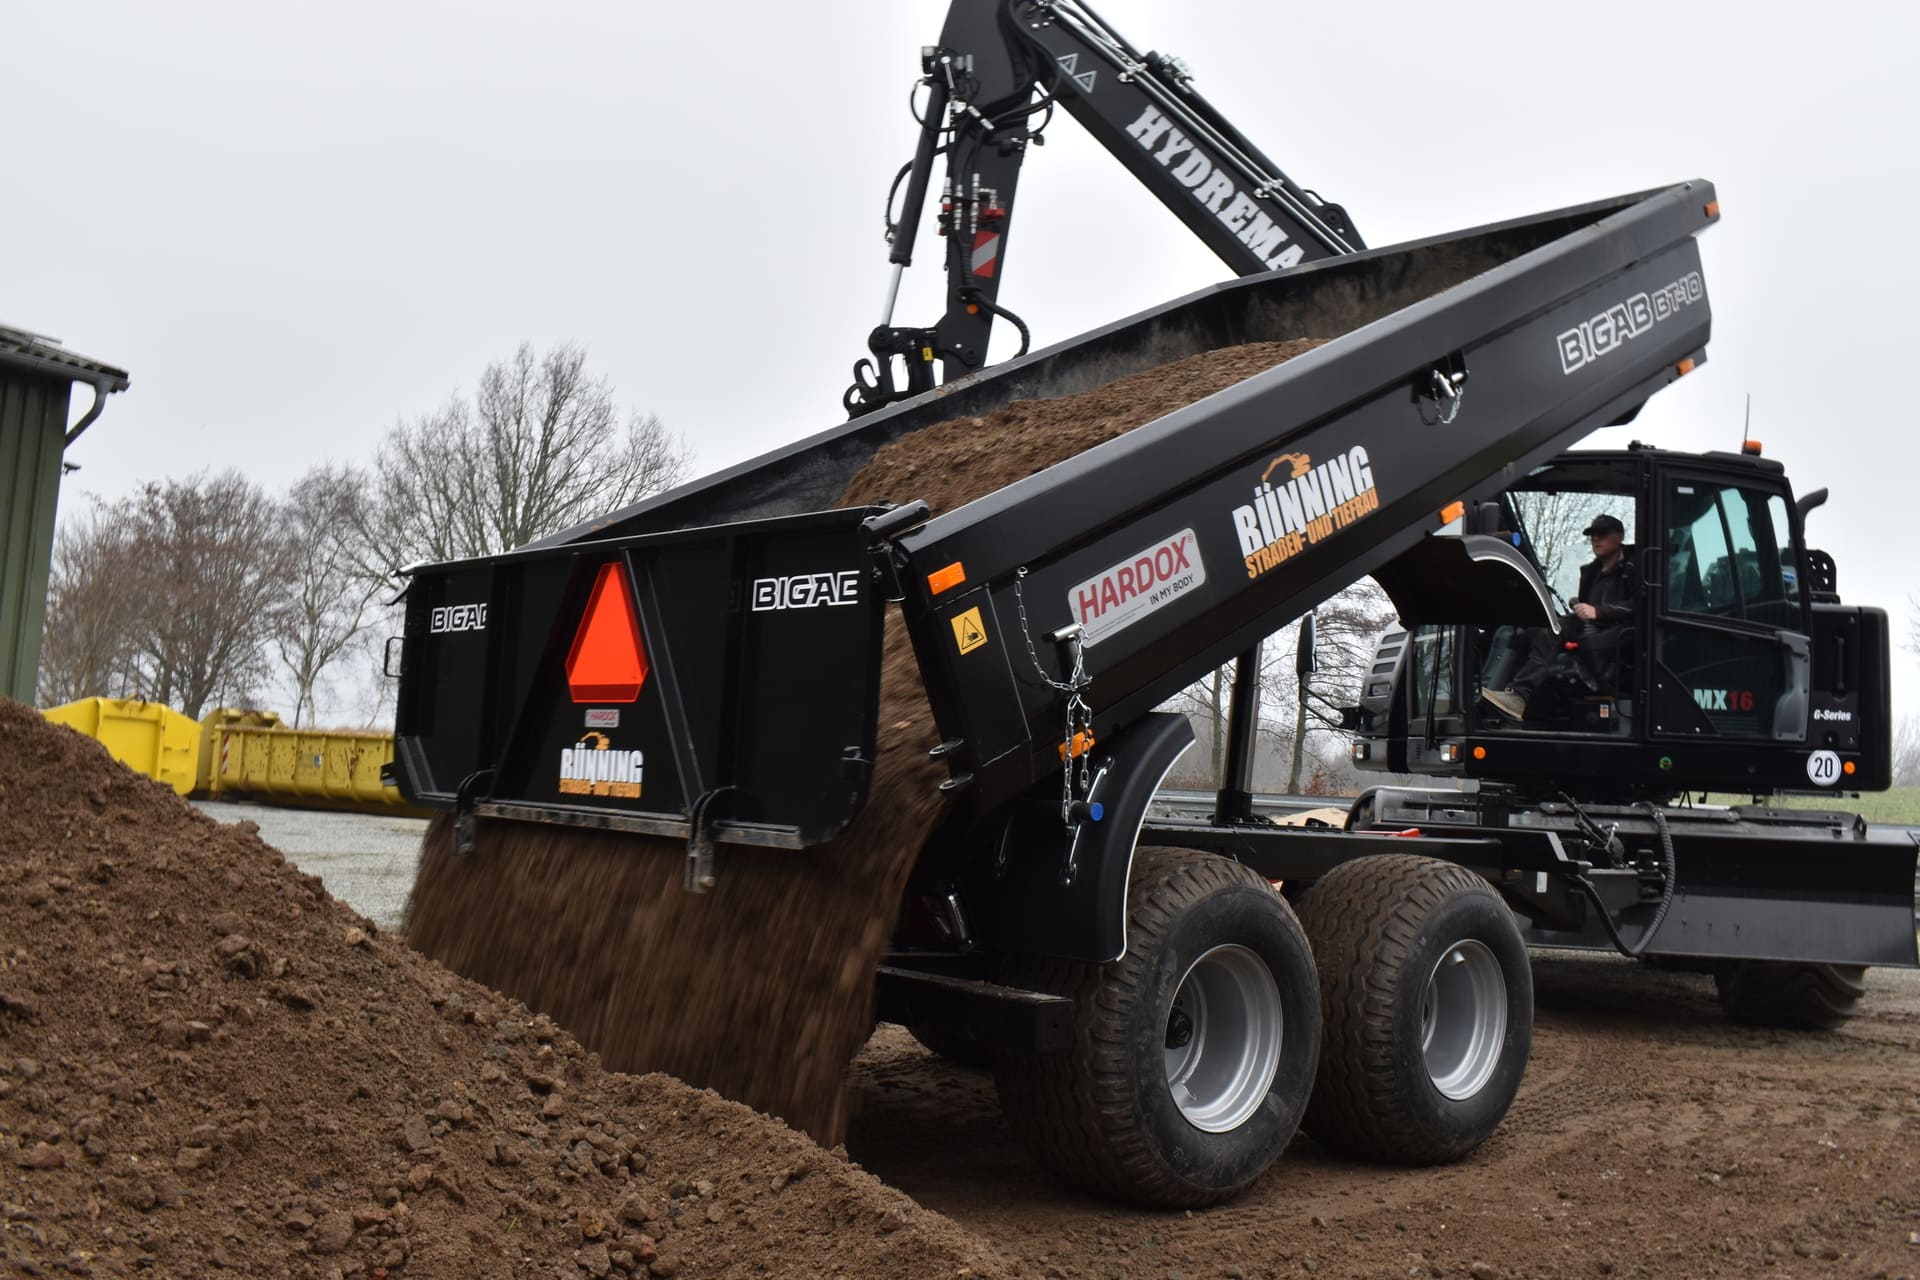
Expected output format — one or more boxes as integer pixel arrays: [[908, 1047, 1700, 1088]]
[[1482, 512, 1637, 721]]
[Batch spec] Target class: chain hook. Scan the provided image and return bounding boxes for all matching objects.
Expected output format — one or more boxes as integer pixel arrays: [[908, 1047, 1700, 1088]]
[[1013, 569, 1098, 825], [1419, 357, 1470, 426]]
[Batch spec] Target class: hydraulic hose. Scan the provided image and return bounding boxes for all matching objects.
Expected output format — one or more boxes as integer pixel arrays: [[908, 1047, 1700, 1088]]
[[1561, 795, 1677, 959], [976, 294, 1032, 359], [1629, 802, 1679, 956]]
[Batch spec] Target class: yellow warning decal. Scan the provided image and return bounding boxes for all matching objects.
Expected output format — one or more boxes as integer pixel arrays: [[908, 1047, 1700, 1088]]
[[952, 606, 988, 655]]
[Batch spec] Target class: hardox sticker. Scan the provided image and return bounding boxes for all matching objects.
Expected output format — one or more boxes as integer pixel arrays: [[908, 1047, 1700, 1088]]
[[1067, 529, 1207, 645]]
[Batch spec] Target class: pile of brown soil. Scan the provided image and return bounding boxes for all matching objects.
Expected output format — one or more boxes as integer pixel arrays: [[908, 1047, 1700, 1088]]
[[0, 700, 1009, 1279], [404, 339, 1323, 1145]]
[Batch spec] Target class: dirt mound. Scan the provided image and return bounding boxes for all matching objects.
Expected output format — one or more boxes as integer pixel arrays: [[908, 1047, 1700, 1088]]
[[0, 700, 1009, 1278], [404, 339, 1323, 1148]]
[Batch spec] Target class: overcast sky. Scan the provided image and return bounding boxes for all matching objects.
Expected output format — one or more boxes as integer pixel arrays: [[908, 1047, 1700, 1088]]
[[5, 0, 1916, 720]]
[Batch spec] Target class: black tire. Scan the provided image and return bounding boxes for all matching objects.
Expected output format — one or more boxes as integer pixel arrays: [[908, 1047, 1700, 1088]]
[[906, 1025, 996, 1070], [993, 847, 1320, 1208], [1715, 961, 1867, 1030], [1296, 854, 1532, 1165]]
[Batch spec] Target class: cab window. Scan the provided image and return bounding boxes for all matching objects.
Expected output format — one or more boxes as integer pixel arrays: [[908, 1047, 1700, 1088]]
[[1664, 481, 1799, 629]]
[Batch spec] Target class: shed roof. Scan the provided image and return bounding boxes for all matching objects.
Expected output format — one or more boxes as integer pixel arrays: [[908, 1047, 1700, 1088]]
[[0, 324, 131, 393]]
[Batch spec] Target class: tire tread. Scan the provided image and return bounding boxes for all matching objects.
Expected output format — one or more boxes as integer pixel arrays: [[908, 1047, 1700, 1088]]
[[1296, 854, 1523, 1164], [1716, 961, 1867, 1030], [996, 848, 1298, 1207]]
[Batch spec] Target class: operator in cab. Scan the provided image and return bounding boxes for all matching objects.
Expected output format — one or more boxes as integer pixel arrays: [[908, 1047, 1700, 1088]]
[[1482, 513, 1637, 721]]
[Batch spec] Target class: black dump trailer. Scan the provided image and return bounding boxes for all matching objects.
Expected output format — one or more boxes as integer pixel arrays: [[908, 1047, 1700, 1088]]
[[391, 181, 1912, 1207]]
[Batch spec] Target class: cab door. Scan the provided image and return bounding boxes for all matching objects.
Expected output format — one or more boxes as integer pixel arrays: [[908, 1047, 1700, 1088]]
[[1647, 467, 1811, 742]]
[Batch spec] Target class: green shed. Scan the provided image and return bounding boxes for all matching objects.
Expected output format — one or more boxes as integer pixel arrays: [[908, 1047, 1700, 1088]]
[[0, 324, 130, 705]]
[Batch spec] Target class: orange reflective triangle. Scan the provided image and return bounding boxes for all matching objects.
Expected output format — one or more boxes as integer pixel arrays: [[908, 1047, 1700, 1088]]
[[566, 563, 650, 703]]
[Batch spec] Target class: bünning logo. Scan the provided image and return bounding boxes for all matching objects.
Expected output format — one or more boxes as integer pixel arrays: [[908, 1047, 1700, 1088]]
[[558, 731, 644, 798], [1229, 446, 1379, 580]]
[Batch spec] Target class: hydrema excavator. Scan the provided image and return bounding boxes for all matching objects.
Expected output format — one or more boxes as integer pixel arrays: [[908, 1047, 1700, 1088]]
[[845, 0, 1362, 416], [1335, 440, 1912, 1031], [1354, 443, 1895, 799]]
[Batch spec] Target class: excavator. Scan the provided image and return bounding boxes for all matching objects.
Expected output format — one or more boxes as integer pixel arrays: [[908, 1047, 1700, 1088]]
[[391, 0, 1917, 1209], [844, 0, 1362, 416], [834, 0, 1910, 1032]]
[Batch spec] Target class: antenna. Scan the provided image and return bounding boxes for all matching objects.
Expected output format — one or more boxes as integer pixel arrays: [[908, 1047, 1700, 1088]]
[[1742, 393, 1751, 447]]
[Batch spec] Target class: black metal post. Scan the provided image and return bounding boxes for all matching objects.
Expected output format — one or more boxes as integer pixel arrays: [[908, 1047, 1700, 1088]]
[[1214, 643, 1261, 824]]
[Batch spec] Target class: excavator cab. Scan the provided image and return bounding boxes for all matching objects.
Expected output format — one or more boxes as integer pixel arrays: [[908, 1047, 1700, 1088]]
[[1467, 456, 1642, 736], [1352, 445, 1894, 798]]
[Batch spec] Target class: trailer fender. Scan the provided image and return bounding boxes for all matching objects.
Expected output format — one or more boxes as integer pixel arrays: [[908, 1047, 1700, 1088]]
[[963, 712, 1195, 963], [1370, 534, 1561, 631]]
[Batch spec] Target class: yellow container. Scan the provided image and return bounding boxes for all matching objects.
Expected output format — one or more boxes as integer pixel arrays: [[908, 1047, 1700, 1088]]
[[203, 718, 423, 813], [42, 697, 202, 796], [196, 707, 283, 793]]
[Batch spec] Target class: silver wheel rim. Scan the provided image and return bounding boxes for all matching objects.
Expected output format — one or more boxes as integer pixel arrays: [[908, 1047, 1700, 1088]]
[[1163, 943, 1283, 1132], [1421, 939, 1507, 1101]]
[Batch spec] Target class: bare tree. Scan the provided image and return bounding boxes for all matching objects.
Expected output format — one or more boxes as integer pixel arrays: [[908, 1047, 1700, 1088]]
[[127, 472, 292, 719], [1893, 716, 1920, 789], [275, 466, 385, 727], [1508, 491, 1631, 605], [354, 342, 691, 583], [1264, 582, 1397, 792], [36, 502, 143, 706], [1157, 583, 1394, 794]]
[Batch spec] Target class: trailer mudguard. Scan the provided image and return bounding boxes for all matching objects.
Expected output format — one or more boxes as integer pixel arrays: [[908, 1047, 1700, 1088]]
[[960, 711, 1195, 962], [1370, 534, 1562, 631]]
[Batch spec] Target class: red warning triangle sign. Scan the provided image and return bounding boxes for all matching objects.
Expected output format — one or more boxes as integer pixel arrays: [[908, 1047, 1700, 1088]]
[[566, 562, 650, 703]]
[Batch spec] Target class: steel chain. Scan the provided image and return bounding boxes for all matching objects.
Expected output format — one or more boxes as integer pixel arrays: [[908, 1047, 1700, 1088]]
[[1013, 568, 1095, 823]]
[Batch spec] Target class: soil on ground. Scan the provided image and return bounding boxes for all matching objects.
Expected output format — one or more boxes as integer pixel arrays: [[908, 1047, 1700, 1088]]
[[0, 701, 1008, 1279], [846, 961, 1920, 1280], [8, 710, 1915, 1280]]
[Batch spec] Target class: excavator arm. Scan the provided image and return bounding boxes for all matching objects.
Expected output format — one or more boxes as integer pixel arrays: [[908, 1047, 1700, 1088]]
[[845, 0, 1363, 416]]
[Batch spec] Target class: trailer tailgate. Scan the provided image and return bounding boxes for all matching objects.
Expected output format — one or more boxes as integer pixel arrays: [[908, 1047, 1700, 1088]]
[[392, 507, 889, 851]]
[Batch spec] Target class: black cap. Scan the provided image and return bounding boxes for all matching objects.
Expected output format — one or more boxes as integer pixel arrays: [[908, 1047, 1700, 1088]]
[[1582, 514, 1625, 538]]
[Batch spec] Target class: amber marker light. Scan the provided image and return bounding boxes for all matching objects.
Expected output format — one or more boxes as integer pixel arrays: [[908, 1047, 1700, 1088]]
[[1704, 200, 1720, 218], [1439, 500, 1465, 526], [1675, 358, 1696, 376], [1843, 760, 1856, 775], [927, 562, 967, 594], [1742, 439, 1764, 456], [1472, 745, 1487, 760]]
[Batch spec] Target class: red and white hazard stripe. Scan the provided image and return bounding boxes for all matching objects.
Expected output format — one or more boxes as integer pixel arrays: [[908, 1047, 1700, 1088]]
[[970, 230, 1000, 278]]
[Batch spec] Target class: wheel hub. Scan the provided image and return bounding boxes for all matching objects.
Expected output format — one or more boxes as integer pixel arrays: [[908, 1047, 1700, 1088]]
[[1420, 938, 1507, 1101], [1162, 943, 1283, 1133]]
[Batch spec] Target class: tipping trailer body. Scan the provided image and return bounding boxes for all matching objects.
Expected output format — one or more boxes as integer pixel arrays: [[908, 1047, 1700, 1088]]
[[394, 181, 1717, 912]]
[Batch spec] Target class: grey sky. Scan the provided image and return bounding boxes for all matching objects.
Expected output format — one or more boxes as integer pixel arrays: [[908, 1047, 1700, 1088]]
[[5, 1, 1916, 718]]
